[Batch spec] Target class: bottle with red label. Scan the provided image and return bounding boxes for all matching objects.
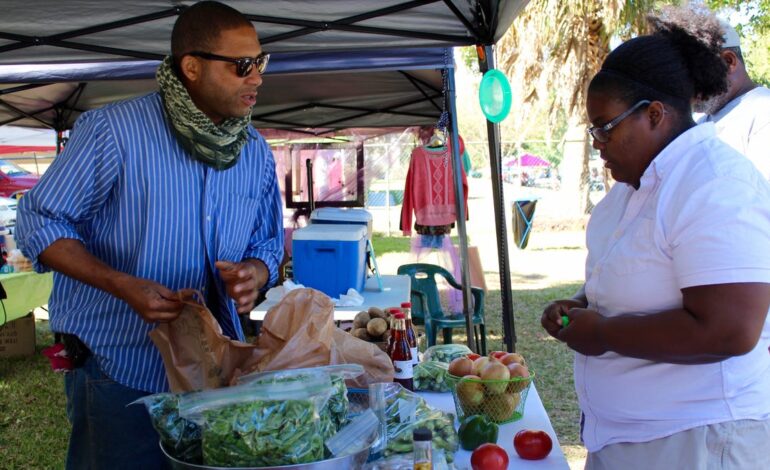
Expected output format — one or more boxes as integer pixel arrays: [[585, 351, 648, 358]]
[[385, 307, 401, 356], [389, 312, 414, 390], [400, 301, 419, 366]]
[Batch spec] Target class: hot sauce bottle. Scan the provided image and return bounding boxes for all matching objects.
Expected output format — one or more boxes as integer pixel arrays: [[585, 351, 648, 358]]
[[385, 307, 401, 356], [389, 312, 414, 391], [401, 301, 419, 366]]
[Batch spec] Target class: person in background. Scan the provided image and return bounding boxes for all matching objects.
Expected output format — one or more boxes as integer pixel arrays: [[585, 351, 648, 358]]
[[655, 5, 770, 178], [541, 12, 770, 470], [16, 1, 284, 468]]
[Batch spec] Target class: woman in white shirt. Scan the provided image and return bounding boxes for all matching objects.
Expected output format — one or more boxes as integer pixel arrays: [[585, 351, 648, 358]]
[[542, 16, 770, 470]]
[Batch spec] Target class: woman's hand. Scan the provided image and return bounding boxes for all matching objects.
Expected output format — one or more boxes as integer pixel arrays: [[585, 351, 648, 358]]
[[541, 298, 587, 338], [558, 308, 609, 356]]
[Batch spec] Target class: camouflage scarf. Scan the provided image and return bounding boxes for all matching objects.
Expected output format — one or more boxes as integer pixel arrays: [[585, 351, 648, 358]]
[[156, 56, 250, 170]]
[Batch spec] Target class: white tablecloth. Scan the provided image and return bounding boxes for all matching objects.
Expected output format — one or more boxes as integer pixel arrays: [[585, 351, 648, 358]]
[[250, 274, 410, 322], [419, 386, 570, 469]]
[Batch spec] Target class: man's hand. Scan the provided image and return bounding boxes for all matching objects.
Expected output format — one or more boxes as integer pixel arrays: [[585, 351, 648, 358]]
[[541, 298, 586, 338], [216, 259, 267, 314], [114, 276, 184, 323], [557, 307, 608, 356]]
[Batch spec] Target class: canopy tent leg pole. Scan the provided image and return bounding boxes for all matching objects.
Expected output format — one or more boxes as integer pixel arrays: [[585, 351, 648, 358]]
[[446, 49, 476, 353], [480, 45, 517, 352]]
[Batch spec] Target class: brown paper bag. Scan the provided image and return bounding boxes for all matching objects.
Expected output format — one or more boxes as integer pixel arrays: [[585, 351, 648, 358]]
[[150, 288, 393, 392], [238, 288, 394, 386], [149, 291, 260, 392], [330, 328, 395, 388]]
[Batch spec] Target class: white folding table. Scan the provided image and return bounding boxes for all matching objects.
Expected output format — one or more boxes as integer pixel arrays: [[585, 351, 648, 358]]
[[249, 274, 411, 322]]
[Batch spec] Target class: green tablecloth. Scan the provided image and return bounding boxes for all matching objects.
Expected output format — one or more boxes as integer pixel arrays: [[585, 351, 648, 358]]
[[0, 271, 53, 325]]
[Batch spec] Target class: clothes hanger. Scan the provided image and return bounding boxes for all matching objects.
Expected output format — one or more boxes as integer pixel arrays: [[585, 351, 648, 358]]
[[426, 131, 446, 149]]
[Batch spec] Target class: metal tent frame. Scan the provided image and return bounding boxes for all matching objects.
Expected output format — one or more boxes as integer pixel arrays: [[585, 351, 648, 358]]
[[0, 0, 529, 352]]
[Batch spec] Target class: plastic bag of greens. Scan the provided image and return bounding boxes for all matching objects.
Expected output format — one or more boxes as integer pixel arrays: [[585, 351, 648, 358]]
[[132, 392, 202, 464], [178, 369, 334, 467], [369, 383, 458, 463], [422, 344, 472, 363], [413, 361, 453, 392], [325, 408, 380, 458], [237, 364, 363, 437]]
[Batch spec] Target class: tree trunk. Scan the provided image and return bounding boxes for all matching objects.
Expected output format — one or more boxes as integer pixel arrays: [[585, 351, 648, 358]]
[[557, 116, 591, 217]]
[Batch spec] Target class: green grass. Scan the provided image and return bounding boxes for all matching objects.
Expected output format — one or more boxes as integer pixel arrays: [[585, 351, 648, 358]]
[[0, 323, 68, 469], [0, 280, 584, 468], [371, 233, 461, 256]]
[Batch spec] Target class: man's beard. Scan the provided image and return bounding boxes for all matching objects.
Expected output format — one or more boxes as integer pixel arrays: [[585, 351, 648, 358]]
[[693, 81, 732, 115]]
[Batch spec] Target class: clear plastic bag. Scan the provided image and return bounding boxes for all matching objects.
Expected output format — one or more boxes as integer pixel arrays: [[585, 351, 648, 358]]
[[422, 344, 472, 363], [325, 408, 380, 458], [178, 369, 334, 467], [132, 392, 202, 464], [413, 361, 452, 392], [237, 364, 364, 439], [369, 383, 458, 463]]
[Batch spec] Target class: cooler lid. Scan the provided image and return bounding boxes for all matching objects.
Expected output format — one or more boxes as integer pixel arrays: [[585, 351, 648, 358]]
[[310, 207, 372, 223], [292, 223, 367, 241]]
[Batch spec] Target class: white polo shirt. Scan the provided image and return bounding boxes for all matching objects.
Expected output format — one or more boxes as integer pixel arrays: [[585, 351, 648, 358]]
[[698, 86, 770, 178], [578, 123, 770, 452]]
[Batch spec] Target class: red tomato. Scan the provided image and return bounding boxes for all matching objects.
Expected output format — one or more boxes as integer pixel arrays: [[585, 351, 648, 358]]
[[514, 429, 553, 460], [490, 351, 508, 360], [471, 443, 509, 470], [466, 353, 481, 361]]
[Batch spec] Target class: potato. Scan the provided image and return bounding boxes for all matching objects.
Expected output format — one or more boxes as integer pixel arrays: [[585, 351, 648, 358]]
[[353, 311, 370, 329], [367, 317, 388, 337], [368, 306, 387, 319], [352, 328, 372, 341]]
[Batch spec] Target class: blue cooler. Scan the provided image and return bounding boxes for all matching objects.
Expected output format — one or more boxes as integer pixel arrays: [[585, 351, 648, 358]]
[[310, 208, 373, 240], [292, 224, 367, 297]]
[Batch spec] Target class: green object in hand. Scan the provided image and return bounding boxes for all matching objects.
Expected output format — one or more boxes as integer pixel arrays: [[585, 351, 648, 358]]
[[458, 414, 499, 451], [561, 315, 570, 327]]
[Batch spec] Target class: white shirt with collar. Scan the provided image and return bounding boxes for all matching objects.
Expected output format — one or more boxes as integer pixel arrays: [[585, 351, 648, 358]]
[[698, 86, 770, 178], [578, 122, 770, 452]]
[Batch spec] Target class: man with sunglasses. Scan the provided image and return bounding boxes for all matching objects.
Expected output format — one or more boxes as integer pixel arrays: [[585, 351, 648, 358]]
[[17, 2, 283, 468]]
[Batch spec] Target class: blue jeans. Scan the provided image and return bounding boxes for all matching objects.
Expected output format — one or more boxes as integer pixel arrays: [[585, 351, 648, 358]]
[[64, 356, 169, 470]]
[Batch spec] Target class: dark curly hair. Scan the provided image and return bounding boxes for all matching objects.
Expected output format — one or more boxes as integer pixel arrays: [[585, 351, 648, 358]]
[[588, 10, 728, 119], [171, 1, 253, 65]]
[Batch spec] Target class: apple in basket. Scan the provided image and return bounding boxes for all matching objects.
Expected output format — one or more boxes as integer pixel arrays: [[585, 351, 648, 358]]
[[471, 356, 491, 376], [448, 356, 474, 377], [480, 361, 510, 395], [457, 375, 485, 408], [483, 392, 521, 422], [506, 363, 530, 393]]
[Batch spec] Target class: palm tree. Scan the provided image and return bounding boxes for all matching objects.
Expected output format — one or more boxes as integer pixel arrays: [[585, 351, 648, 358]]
[[497, 0, 664, 215]]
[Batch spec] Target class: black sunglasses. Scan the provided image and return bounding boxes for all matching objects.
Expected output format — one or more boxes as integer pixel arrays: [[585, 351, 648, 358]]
[[188, 51, 270, 77]]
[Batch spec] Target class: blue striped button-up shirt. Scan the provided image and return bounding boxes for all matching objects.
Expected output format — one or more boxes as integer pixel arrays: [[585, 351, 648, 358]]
[[17, 93, 284, 393]]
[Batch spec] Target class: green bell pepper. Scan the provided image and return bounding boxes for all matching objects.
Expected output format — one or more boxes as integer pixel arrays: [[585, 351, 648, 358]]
[[457, 414, 499, 451]]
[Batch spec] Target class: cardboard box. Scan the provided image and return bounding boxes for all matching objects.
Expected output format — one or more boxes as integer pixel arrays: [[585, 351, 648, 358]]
[[0, 312, 36, 357]]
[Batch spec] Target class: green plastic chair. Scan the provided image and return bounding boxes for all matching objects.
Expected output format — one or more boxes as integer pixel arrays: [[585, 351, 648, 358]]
[[397, 263, 487, 355]]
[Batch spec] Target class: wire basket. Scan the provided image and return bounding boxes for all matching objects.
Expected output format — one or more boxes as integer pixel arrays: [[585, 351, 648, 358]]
[[448, 372, 534, 424]]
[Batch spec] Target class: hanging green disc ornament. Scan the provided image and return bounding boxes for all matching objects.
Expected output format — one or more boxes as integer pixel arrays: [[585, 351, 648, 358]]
[[478, 69, 512, 123]]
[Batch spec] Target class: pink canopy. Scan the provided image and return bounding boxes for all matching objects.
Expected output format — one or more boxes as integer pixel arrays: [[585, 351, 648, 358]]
[[507, 153, 550, 167]]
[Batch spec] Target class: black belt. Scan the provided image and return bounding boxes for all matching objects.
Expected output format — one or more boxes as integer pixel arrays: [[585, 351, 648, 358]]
[[60, 333, 91, 368]]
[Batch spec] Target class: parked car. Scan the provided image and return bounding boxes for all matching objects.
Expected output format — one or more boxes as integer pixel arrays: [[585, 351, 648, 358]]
[[0, 159, 39, 198], [0, 196, 17, 227]]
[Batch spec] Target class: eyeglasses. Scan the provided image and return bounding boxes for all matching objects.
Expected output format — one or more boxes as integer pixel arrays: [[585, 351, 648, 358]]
[[188, 51, 270, 77], [587, 100, 651, 143]]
